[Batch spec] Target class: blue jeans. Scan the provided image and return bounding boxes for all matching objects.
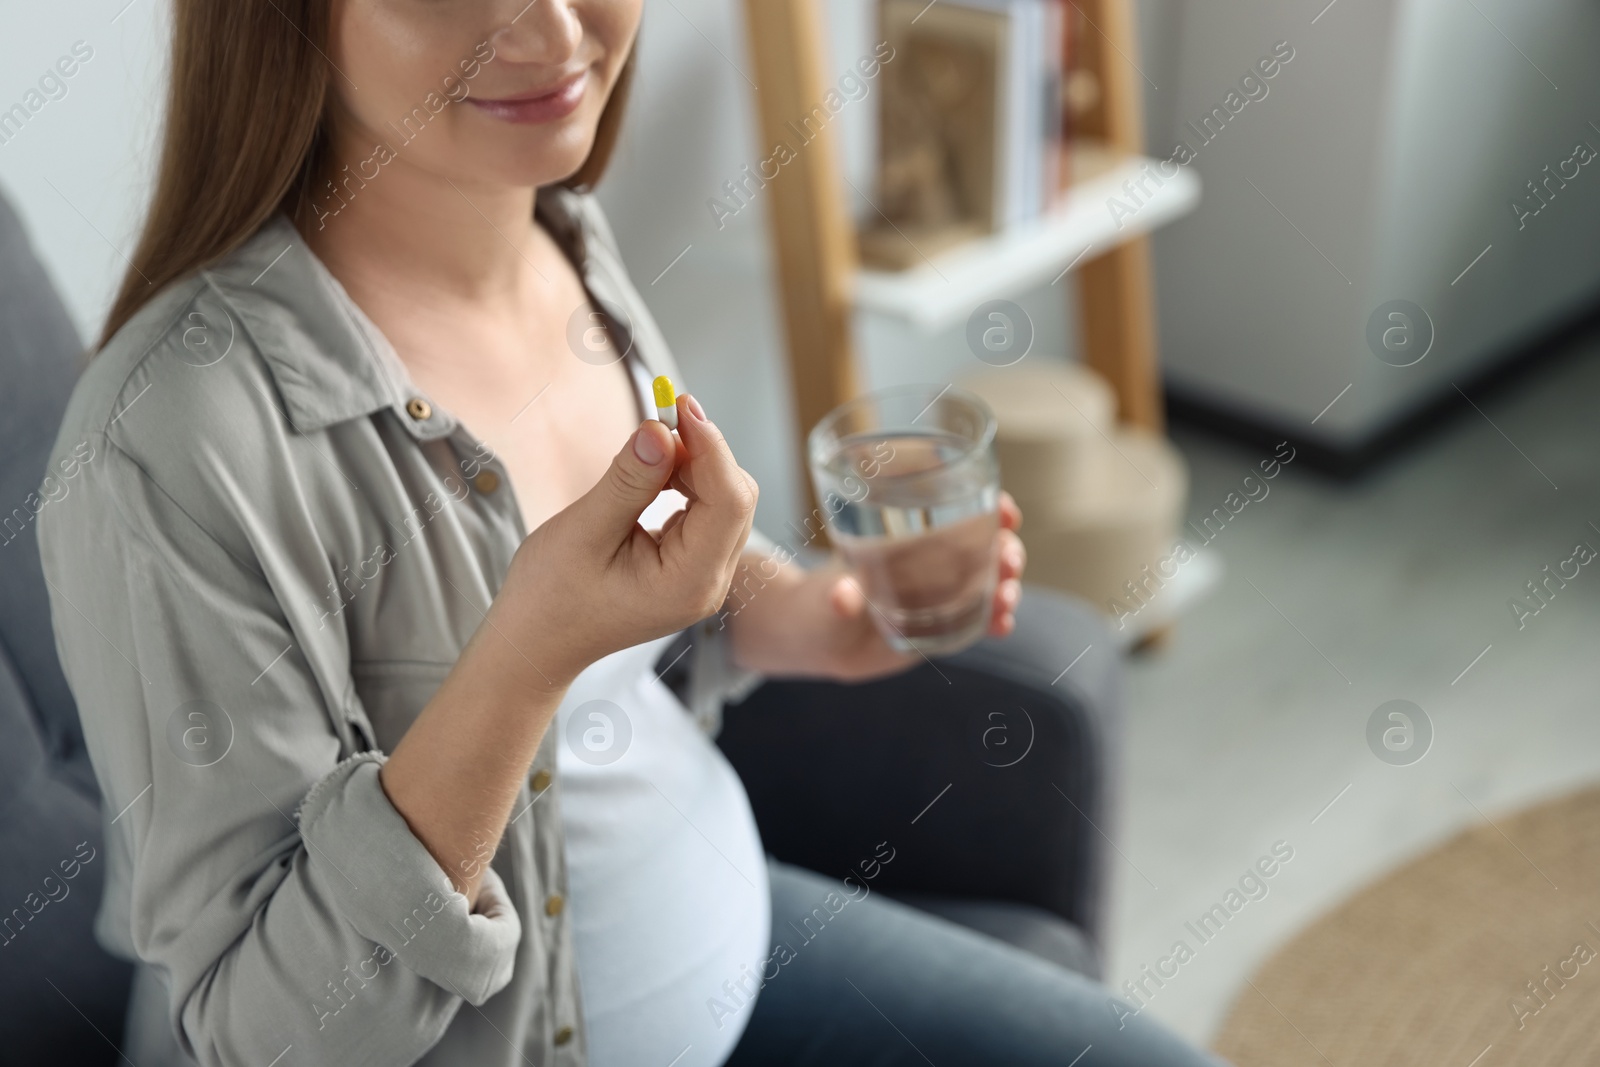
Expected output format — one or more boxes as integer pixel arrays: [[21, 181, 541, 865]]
[[724, 862, 1226, 1067]]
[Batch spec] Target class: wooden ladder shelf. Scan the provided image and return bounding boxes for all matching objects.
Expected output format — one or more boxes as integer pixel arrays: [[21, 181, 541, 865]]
[[743, 0, 1182, 501]]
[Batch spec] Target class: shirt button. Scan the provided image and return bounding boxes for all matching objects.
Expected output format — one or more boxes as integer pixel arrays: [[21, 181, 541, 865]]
[[405, 397, 432, 421], [529, 769, 552, 792], [545, 893, 565, 917], [553, 1026, 575, 1046], [473, 469, 501, 494]]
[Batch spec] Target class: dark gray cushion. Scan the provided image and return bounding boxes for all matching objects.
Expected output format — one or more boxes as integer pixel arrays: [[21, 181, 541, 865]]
[[0, 640, 130, 1063], [0, 188, 130, 1060], [0, 189, 94, 791]]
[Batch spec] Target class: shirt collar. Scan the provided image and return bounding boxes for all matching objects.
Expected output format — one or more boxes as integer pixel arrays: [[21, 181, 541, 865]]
[[202, 186, 610, 441]]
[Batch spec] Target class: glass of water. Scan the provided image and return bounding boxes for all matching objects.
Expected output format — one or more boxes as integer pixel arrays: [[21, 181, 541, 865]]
[[808, 384, 1001, 656]]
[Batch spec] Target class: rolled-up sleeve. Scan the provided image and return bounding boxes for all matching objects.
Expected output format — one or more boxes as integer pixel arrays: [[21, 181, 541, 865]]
[[298, 753, 520, 1004], [40, 438, 520, 1067]]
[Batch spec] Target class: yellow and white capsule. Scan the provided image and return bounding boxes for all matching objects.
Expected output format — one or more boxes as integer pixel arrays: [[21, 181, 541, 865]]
[[652, 375, 678, 430]]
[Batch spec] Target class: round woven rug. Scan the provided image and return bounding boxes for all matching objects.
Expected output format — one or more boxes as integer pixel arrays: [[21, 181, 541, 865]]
[[1213, 784, 1600, 1067]]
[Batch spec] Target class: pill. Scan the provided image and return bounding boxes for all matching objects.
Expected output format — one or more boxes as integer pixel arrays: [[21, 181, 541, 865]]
[[653, 375, 678, 430]]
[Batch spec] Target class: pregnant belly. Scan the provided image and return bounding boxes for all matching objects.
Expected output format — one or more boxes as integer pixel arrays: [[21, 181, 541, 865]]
[[555, 637, 771, 1067]]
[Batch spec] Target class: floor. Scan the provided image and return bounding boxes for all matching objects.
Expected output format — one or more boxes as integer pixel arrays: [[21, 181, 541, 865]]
[[1107, 337, 1600, 1045]]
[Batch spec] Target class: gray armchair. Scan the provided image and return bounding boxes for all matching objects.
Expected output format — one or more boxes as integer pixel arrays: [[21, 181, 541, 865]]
[[0, 193, 134, 1063], [717, 588, 1118, 978], [0, 190, 1120, 1059]]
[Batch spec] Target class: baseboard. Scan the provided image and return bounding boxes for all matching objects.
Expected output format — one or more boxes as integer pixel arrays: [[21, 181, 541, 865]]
[[1164, 292, 1600, 480]]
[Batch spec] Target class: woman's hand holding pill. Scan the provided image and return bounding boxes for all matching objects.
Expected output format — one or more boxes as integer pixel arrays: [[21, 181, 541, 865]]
[[492, 392, 758, 688]]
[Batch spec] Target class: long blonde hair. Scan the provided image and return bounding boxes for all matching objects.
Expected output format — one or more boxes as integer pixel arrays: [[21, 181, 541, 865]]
[[98, 0, 634, 350]]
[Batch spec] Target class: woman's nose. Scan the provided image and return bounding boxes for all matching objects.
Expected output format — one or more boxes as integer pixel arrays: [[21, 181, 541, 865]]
[[489, 0, 583, 67]]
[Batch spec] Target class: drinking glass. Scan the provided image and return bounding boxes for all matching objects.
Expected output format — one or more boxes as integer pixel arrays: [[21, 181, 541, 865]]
[[808, 384, 1001, 656]]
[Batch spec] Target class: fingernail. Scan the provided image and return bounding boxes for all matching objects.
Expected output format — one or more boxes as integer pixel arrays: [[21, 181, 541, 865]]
[[684, 394, 707, 421], [633, 426, 666, 465]]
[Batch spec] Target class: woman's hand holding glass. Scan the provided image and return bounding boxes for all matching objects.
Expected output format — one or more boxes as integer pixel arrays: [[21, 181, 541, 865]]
[[725, 492, 1027, 683]]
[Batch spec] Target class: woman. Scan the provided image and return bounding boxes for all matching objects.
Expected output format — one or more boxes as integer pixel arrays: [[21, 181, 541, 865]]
[[40, 2, 1222, 1066]]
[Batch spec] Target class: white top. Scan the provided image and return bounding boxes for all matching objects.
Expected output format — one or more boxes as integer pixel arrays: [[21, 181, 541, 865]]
[[556, 637, 770, 1067]]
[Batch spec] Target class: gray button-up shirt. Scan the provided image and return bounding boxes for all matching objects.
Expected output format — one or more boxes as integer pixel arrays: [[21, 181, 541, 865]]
[[38, 187, 764, 1067]]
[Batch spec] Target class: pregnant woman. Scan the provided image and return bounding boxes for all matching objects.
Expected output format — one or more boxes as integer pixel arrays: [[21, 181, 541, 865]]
[[39, 2, 1223, 1066]]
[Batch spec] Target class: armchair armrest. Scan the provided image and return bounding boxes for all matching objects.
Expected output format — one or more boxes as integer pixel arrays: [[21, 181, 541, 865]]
[[716, 585, 1121, 957]]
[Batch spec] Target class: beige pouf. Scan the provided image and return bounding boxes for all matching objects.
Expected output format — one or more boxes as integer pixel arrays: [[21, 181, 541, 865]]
[[1214, 784, 1600, 1067], [960, 362, 1188, 618], [1017, 429, 1187, 613], [962, 362, 1118, 507]]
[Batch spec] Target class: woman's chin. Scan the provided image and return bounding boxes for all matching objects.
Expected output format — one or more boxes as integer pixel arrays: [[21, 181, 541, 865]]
[[459, 133, 598, 190]]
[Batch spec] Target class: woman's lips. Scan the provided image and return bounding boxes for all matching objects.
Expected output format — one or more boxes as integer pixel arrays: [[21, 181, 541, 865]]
[[467, 70, 588, 124]]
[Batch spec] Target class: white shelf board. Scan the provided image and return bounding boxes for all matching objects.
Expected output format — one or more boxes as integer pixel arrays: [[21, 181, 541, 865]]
[[853, 155, 1201, 332]]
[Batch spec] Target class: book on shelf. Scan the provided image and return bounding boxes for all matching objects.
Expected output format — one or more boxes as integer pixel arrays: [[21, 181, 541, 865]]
[[862, 0, 1066, 271]]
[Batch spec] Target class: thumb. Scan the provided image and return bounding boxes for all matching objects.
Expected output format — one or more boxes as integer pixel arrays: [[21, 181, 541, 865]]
[[578, 420, 677, 538]]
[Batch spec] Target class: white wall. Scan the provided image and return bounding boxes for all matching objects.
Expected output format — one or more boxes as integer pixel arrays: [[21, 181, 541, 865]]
[[1364, 0, 1600, 434], [0, 0, 169, 341], [1149, 0, 1600, 447]]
